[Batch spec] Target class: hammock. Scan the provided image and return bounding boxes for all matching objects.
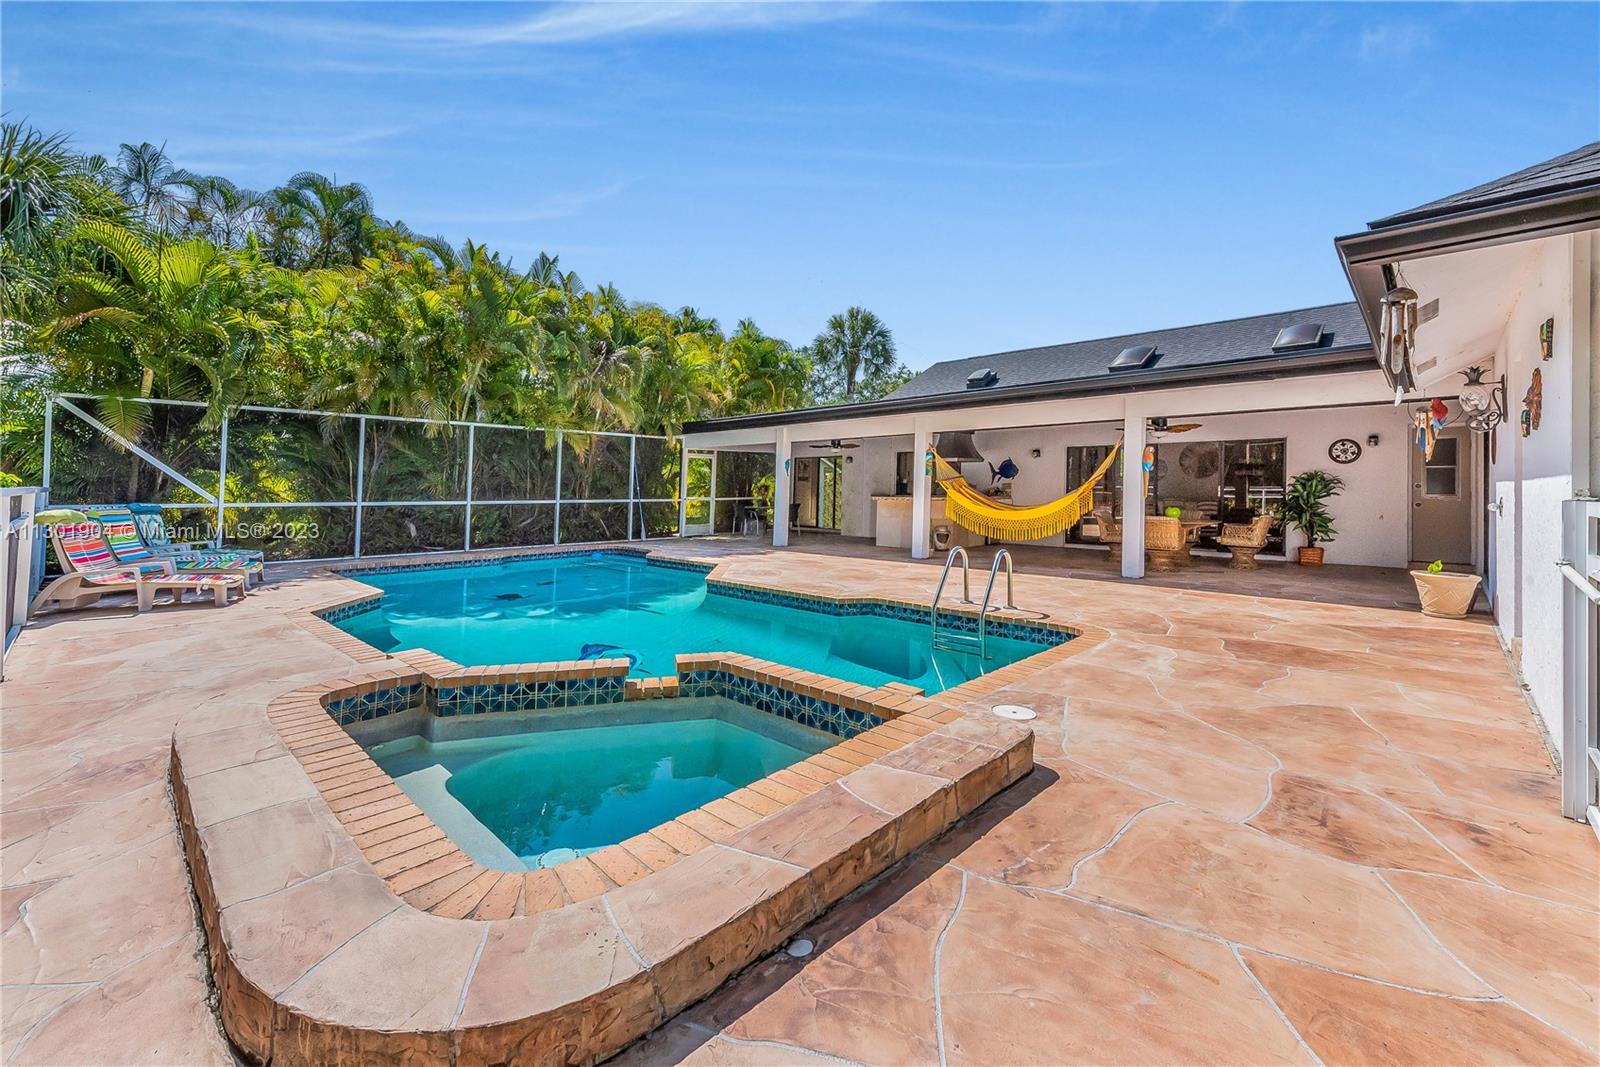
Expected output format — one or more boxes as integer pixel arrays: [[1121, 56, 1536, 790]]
[[932, 439, 1123, 542]]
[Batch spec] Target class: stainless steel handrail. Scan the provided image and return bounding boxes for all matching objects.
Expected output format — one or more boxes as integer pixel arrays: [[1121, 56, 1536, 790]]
[[930, 546, 974, 649], [977, 548, 1017, 652]]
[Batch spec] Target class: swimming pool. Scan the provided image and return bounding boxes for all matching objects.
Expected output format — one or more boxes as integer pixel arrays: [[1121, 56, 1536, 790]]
[[333, 552, 1053, 694], [367, 698, 828, 868]]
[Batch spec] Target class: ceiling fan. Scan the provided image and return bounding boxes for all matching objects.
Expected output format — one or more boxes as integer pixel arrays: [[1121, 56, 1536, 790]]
[[1147, 417, 1202, 436], [808, 439, 859, 449]]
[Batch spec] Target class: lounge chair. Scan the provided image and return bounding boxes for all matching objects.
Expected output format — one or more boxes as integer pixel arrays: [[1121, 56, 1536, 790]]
[[1218, 514, 1274, 570], [84, 506, 263, 587], [126, 503, 265, 564], [31, 522, 245, 612], [1091, 507, 1122, 563]]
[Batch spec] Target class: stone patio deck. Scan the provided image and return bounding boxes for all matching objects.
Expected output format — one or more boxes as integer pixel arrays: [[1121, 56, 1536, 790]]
[[2, 540, 1596, 1065]]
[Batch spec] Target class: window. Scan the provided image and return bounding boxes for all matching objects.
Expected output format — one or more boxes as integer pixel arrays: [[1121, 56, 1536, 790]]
[[1065, 437, 1287, 553], [1424, 437, 1459, 497]]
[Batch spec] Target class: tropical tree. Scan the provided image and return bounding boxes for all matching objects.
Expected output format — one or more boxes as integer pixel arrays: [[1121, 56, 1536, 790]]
[[176, 174, 264, 247], [108, 142, 191, 233], [266, 171, 380, 268], [809, 306, 896, 401]]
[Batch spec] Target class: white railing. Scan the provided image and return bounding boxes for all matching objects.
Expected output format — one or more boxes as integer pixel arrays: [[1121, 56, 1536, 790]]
[[1, 486, 42, 679], [42, 395, 680, 561], [1558, 497, 1600, 826]]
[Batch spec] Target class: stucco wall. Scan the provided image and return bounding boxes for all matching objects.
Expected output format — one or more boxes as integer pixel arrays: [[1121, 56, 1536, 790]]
[[839, 435, 910, 539], [1486, 231, 1592, 745], [959, 405, 1415, 567]]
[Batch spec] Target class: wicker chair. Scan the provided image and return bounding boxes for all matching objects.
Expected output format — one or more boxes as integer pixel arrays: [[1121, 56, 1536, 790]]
[[1144, 515, 1187, 571], [1217, 514, 1274, 570], [1091, 507, 1122, 563]]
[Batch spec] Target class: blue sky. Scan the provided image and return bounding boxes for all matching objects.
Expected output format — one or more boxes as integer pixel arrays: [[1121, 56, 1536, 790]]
[[4, 2, 1596, 368]]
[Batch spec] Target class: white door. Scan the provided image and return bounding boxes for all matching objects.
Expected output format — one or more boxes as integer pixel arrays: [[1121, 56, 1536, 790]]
[[1410, 429, 1475, 566], [682, 451, 714, 536]]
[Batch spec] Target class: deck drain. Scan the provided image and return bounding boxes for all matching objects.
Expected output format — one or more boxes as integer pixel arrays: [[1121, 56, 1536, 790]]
[[785, 938, 814, 958], [991, 704, 1037, 721]]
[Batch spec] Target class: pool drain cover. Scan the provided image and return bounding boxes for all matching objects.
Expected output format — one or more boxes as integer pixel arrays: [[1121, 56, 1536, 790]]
[[991, 704, 1037, 721], [494, 592, 525, 601]]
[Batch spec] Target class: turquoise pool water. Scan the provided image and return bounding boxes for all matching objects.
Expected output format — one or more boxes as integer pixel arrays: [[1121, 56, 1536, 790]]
[[335, 553, 1043, 694], [367, 699, 827, 867]]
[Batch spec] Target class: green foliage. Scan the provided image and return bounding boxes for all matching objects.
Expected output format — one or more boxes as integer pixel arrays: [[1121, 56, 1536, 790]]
[[5, 123, 926, 508], [1281, 469, 1345, 547], [1426, 559, 1444, 573], [808, 306, 907, 403]]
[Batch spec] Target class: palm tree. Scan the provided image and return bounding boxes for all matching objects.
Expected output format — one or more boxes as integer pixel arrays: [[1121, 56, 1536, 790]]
[[175, 174, 264, 247], [270, 172, 378, 268], [809, 306, 895, 401], [109, 142, 191, 232]]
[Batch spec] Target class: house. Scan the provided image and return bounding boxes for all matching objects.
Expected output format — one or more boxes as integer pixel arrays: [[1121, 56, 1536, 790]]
[[680, 142, 1600, 825]]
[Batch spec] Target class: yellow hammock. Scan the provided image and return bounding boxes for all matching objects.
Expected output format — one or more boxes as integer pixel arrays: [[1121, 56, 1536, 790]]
[[932, 439, 1123, 542]]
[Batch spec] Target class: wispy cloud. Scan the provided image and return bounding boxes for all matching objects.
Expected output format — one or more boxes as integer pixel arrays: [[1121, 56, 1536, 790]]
[[201, 1, 873, 50], [1359, 23, 1433, 61], [413, 180, 629, 224]]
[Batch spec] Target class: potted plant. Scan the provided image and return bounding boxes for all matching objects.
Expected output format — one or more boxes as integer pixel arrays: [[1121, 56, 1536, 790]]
[[1411, 560, 1483, 618], [1281, 470, 1344, 566]]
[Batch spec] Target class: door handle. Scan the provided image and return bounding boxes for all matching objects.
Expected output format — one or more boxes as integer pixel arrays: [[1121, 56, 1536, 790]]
[[1413, 502, 1422, 508]]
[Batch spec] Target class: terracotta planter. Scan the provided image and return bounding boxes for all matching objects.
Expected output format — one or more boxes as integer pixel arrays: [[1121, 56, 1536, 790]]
[[1411, 570, 1483, 618], [1297, 546, 1325, 567]]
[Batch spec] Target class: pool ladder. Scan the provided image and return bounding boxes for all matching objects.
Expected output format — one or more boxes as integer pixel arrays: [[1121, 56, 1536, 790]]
[[930, 547, 1016, 658]]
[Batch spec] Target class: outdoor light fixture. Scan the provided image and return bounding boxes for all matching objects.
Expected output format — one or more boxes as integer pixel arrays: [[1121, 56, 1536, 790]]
[[1377, 285, 1420, 400], [1458, 366, 1507, 433], [1367, 433, 1381, 447]]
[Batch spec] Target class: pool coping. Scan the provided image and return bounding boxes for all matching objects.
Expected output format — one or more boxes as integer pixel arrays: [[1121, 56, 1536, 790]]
[[171, 655, 1035, 1065]]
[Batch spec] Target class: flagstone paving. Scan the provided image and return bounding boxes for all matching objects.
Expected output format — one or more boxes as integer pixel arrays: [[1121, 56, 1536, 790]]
[[2, 539, 1596, 1065]]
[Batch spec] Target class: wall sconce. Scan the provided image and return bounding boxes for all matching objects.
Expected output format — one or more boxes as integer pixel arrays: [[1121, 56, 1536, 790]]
[[1030, 448, 1041, 459], [1366, 434, 1380, 448], [1458, 366, 1507, 432]]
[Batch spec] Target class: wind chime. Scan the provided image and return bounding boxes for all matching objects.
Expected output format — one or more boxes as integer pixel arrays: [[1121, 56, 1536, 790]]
[[1377, 286, 1420, 402]]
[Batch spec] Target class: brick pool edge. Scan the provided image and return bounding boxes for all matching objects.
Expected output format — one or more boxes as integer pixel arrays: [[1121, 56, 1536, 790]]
[[169, 661, 1034, 1065]]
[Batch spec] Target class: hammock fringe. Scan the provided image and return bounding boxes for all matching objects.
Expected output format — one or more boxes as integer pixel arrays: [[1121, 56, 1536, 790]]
[[932, 439, 1122, 542]]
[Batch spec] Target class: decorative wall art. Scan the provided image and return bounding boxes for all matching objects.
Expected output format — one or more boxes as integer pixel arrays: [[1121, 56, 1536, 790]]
[[1540, 318, 1554, 361], [1521, 368, 1542, 437], [1328, 438, 1362, 464]]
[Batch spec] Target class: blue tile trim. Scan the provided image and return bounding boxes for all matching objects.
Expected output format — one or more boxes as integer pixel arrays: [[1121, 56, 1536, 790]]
[[323, 683, 426, 726], [676, 669, 883, 740], [432, 675, 627, 717], [326, 671, 875, 741]]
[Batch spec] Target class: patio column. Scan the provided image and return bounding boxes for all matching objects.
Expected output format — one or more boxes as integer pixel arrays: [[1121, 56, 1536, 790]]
[[1121, 413, 1146, 579], [911, 425, 932, 560], [772, 428, 792, 548]]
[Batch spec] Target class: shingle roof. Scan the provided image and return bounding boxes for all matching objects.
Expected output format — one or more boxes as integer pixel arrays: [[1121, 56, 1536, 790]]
[[884, 302, 1370, 402], [1368, 142, 1600, 230]]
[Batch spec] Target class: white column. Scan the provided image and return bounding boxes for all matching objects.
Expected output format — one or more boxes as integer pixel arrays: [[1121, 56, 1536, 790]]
[[772, 428, 792, 548], [1121, 412, 1147, 579], [677, 439, 689, 537], [911, 424, 932, 560]]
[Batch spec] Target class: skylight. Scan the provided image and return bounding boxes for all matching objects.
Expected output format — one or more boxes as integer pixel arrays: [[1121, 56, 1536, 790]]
[[1271, 322, 1325, 350], [1109, 345, 1158, 370]]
